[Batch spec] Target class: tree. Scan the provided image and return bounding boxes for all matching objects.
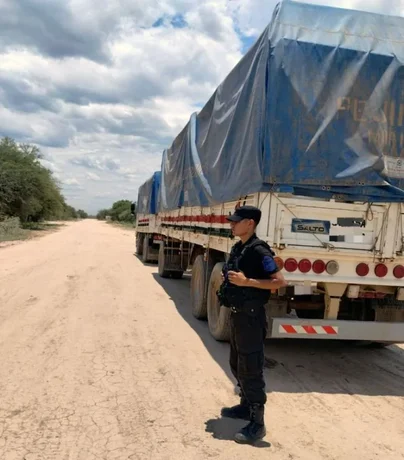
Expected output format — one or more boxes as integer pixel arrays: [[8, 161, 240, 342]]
[[96, 209, 110, 220], [63, 205, 78, 220], [96, 200, 136, 222], [110, 200, 132, 221], [0, 137, 79, 222], [77, 209, 89, 219]]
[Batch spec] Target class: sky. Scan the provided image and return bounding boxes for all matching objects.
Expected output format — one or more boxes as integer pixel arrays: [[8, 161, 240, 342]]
[[0, 0, 403, 214]]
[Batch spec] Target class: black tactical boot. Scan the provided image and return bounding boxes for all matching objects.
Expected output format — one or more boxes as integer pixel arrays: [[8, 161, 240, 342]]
[[221, 395, 250, 421], [234, 404, 266, 444]]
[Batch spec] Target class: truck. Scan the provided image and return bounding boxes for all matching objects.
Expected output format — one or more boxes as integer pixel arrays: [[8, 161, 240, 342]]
[[135, 0, 404, 345]]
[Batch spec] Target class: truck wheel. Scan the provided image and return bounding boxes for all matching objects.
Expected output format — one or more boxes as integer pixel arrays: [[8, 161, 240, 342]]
[[142, 236, 150, 263], [136, 234, 143, 255], [191, 255, 213, 319], [158, 244, 171, 278], [207, 262, 231, 341]]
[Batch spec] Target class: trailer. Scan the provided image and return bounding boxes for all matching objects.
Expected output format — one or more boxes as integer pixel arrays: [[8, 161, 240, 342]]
[[135, 1, 404, 344]]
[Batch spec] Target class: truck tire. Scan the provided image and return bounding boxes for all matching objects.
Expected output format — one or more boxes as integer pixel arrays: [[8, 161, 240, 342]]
[[158, 244, 171, 278], [191, 255, 213, 319], [142, 236, 151, 263], [207, 262, 231, 341]]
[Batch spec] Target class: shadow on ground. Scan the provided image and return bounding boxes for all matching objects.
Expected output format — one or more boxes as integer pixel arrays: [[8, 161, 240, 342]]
[[151, 271, 404, 398]]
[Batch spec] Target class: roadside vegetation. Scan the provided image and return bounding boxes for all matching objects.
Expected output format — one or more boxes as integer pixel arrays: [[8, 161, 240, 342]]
[[96, 200, 136, 226], [0, 137, 87, 243]]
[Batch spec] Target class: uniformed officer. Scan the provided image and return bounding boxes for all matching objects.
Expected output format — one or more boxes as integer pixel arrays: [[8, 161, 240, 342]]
[[218, 205, 287, 444]]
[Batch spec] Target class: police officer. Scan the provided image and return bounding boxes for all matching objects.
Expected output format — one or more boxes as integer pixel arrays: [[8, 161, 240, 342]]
[[218, 205, 287, 444]]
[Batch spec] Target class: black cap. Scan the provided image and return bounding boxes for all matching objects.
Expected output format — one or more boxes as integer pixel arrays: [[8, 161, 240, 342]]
[[226, 205, 261, 224]]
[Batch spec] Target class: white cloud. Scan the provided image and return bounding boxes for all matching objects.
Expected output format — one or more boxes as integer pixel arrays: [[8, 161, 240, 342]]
[[185, 1, 235, 41], [86, 172, 101, 181], [0, 0, 403, 213], [39, 158, 62, 174], [63, 178, 80, 186], [0, 1, 243, 213], [70, 154, 121, 172]]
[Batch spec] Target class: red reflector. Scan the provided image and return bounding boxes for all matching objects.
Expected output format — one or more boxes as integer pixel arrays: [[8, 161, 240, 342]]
[[284, 258, 298, 272], [375, 263, 388, 278], [298, 259, 312, 273], [393, 265, 404, 279], [312, 260, 326, 274], [274, 257, 284, 270], [356, 263, 369, 277]]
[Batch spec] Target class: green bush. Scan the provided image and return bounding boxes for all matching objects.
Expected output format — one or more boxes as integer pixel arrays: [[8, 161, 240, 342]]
[[0, 217, 28, 242], [97, 200, 136, 223], [0, 137, 84, 223]]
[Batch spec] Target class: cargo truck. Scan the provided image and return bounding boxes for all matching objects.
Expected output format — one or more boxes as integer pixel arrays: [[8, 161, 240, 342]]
[[135, 1, 404, 344]]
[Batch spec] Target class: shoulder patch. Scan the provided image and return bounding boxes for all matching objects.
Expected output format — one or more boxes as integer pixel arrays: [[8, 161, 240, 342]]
[[263, 256, 277, 273]]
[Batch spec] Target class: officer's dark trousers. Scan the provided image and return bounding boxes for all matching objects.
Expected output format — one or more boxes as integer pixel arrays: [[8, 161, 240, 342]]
[[229, 306, 268, 406]]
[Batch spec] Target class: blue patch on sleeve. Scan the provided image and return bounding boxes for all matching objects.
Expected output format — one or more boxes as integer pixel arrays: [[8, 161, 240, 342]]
[[263, 256, 277, 273]]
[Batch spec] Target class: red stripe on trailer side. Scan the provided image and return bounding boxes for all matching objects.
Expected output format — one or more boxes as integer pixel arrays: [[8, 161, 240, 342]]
[[161, 214, 229, 224], [211, 215, 228, 224], [302, 325, 317, 334]]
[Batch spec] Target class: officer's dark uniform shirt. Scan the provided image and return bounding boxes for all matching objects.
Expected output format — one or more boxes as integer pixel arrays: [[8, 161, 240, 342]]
[[224, 233, 280, 309], [230, 233, 279, 282]]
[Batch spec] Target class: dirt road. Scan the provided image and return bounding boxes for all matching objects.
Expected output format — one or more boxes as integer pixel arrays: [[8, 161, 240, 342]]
[[0, 220, 403, 460]]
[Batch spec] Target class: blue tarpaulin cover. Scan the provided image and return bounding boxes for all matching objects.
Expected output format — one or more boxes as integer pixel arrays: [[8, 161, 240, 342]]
[[137, 171, 161, 214], [154, 0, 404, 212]]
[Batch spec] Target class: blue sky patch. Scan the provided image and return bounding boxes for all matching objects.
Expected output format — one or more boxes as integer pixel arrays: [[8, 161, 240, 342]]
[[152, 14, 188, 29], [152, 17, 165, 28], [240, 35, 256, 54], [171, 14, 188, 28]]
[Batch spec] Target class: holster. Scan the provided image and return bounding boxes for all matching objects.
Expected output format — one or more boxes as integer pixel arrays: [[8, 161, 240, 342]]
[[217, 284, 263, 316], [216, 284, 232, 308]]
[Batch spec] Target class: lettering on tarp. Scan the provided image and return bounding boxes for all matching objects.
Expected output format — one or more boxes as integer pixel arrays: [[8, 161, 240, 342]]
[[382, 155, 404, 179], [337, 97, 404, 158], [337, 97, 404, 127], [291, 219, 330, 235]]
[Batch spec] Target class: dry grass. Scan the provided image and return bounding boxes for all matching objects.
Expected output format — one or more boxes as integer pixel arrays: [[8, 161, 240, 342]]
[[107, 220, 135, 229], [0, 218, 66, 246]]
